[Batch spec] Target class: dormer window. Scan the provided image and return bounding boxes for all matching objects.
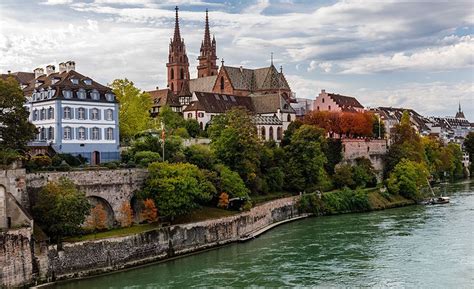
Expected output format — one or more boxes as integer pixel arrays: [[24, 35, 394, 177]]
[[84, 79, 92, 85], [91, 90, 100, 100], [63, 90, 72, 99], [48, 89, 55, 99], [105, 93, 115, 102], [71, 78, 79, 85], [77, 89, 86, 99], [52, 77, 60, 84]]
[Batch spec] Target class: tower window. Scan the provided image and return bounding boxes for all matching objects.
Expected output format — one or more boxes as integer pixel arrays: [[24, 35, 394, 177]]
[[180, 68, 184, 80], [171, 68, 174, 80], [171, 83, 174, 91]]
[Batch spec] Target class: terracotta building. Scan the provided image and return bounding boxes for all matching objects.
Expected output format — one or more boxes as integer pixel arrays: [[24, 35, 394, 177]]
[[313, 89, 364, 113]]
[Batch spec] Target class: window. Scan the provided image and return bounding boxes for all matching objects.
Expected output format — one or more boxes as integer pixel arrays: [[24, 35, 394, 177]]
[[171, 83, 174, 91], [78, 127, 86, 140], [78, 107, 86, 120], [91, 90, 100, 100], [71, 78, 79, 85], [91, 108, 99, 120], [33, 109, 38, 121], [171, 68, 174, 80], [48, 127, 54, 140], [40, 108, 46, 120], [198, 112, 204, 118], [199, 122, 203, 130], [40, 127, 46, 140], [317, 106, 320, 111], [63, 127, 72, 140], [322, 98, 325, 103], [187, 113, 192, 118], [269, 127, 274, 140], [220, 76, 225, 90], [287, 114, 291, 122], [105, 128, 114, 140], [328, 105, 331, 111], [91, 127, 100, 140], [48, 89, 55, 98], [180, 68, 184, 79], [84, 79, 92, 85], [63, 90, 72, 99], [105, 93, 115, 101], [48, 107, 54, 119], [63, 107, 71, 119], [105, 109, 113, 121], [261, 127, 266, 140], [77, 89, 86, 99], [277, 127, 282, 140]]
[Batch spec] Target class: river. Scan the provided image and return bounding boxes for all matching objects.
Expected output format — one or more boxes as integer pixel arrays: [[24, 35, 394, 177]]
[[51, 180, 474, 288]]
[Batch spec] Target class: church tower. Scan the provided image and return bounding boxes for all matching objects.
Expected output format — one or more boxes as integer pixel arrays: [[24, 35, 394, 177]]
[[197, 9, 218, 78], [167, 6, 190, 94]]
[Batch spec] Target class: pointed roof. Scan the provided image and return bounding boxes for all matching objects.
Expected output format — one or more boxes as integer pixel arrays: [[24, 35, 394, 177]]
[[222, 64, 291, 92], [189, 75, 217, 93], [148, 88, 180, 107], [250, 93, 296, 114], [455, 102, 465, 119], [203, 9, 211, 48], [173, 6, 181, 43]]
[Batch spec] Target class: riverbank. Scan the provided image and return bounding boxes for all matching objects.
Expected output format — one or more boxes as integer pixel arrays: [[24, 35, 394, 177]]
[[30, 189, 416, 288]]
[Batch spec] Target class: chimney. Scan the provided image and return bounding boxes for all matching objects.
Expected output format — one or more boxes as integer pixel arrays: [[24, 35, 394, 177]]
[[65, 60, 75, 72], [59, 62, 67, 73], [34, 68, 44, 79], [46, 65, 55, 76], [7, 70, 11, 74], [321, 89, 326, 94], [156, 86, 159, 90]]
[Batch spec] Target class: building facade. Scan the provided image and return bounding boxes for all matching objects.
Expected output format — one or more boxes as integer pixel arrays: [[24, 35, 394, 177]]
[[313, 89, 364, 113], [23, 61, 120, 164]]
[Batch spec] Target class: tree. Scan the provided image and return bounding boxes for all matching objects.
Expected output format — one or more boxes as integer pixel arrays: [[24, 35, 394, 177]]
[[333, 164, 356, 189], [208, 108, 261, 187], [217, 192, 229, 209], [464, 132, 474, 172], [0, 77, 36, 150], [184, 119, 201, 138], [33, 177, 91, 243], [142, 162, 215, 218], [387, 159, 429, 201], [304, 111, 375, 138], [213, 164, 250, 199], [184, 144, 215, 170], [281, 119, 303, 147], [324, 139, 342, 175], [284, 125, 327, 193], [384, 111, 425, 177], [86, 204, 108, 231], [158, 105, 185, 132], [110, 78, 153, 141], [141, 198, 158, 223], [118, 202, 134, 227]]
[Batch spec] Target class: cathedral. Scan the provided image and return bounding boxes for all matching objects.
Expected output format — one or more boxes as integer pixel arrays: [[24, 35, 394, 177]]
[[148, 7, 296, 141]]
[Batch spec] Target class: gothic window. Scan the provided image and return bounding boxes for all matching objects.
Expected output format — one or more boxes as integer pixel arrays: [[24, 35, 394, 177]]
[[171, 68, 174, 80], [171, 83, 174, 91], [261, 127, 266, 140], [269, 127, 274, 140], [277, 127, 282, 140], [63, 127, 72, 140], [220, 76, 225, 90], [180, 68, 184, 80]]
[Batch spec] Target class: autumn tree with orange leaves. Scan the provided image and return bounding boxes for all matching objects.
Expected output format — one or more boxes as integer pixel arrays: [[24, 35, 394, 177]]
[[141, 198, 158, 223], [86, 203, 108, 231], [118, 202, 134, 227], [304, 111, 374, 138], [217, 192, 230, 209]]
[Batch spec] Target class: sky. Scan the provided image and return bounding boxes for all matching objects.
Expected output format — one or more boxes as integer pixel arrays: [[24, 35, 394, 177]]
[[0, 0, 473, 119]]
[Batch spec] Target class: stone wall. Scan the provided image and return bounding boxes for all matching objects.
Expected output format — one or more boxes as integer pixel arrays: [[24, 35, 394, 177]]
[[1, 169, 28, 229], [0, 227, 34, 288], [42, 196, 300, 282], [342, 139, 387, 172], [26, 169, 148, 223]]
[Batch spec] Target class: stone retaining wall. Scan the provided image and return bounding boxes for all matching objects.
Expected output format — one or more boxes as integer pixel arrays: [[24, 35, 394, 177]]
[[42, 196, 300, 282], [0, 227, 33, 288]]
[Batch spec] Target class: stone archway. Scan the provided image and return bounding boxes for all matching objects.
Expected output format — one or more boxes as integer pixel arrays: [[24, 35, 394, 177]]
[[86, 196, 115, 228]]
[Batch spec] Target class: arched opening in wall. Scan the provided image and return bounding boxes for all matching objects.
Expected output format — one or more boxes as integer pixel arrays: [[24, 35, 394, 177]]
[[269, 127, 274, 140], [180, 68, 184, 79], [261, 127, 266, 140], [171, 83, 174, 91], [86, 196, 115, 228], [199, 122, 203, 130], [130, 196, 143, 224], [277, 127, 282, 140], [220, 76, 225, 90], [170, 68, 174, 80]]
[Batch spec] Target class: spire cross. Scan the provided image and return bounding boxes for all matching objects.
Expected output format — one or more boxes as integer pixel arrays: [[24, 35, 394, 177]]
[[271, 52, 273, 65]]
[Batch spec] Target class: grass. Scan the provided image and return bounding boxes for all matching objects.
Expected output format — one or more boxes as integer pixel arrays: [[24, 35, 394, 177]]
[[368, 190, 414, 210], [64, 206, 238, 243]]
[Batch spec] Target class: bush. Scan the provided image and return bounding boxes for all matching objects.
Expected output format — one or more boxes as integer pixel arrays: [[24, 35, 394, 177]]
[[213, 164, 250, 199], [265, 167, 284, 193], [134, 151, 161, 167], [333, 164, 355, 189], [184, 144, 215, 170], [58, 162, 71, 171], [33, 155, 52, 167], [0, 149, 20, 166], [103, 161, 119, 169], [185, 119, 201, 138], [298, 193, 325, 215], [322, 187, 370, 214], [387, 159, 429, 201], [174, 127, 189, 139]]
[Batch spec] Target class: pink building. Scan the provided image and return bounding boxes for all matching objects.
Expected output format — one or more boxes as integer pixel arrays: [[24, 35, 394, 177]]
[[313, 89, 364, 113]]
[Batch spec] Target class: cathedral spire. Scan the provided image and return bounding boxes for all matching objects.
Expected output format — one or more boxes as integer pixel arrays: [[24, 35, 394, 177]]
[[203, 9, 211, 47], [173, 6, 181, 42], [197, 9, 218, 78]]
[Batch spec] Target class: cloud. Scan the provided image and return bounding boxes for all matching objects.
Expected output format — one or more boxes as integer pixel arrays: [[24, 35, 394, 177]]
[[41, 0, 73, 5], [339, 36, 474, 74], [307, 60, 332, 72]]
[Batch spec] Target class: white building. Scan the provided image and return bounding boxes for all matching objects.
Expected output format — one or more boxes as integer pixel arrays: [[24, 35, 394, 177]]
[[23, 61, 120, 164]]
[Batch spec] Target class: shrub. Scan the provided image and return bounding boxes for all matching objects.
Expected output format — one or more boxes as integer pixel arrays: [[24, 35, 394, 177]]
[[213, 164, 250, 199], [141, 198, 158, 223], [134, 151, 161, 167], [86, 203, 109, 231], [118, 202, 134, 227], [185, 119, 201, 138], [217, 192, 229, 209], [33, 155, 52, 168], [174, 127, 190, 139], [298, 193, 325, 215], [0, 149, 20, 166], [184, 144, 215, 170], [387, 159, 429, 201], [242, 200, 252, 211], [333, 164, 355, 189]]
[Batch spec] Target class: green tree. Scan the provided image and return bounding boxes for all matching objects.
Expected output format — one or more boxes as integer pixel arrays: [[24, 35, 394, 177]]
[[208, 108, 261, 187], [281, 119, 303, 147], [184, 144, 215, 170], [33, 178, 91, 243], [158, 105, 185, 132], [284, 125, 327, 193], [333, 164, 355, 189], [324, 138, 342, 175], [110, 79, 153, 141], [463, 132, 474, 173], [384, 111, 425, 177], [213, 164, 250, 199], [142, 162, 215, 218], [184, 119, 201, 138], [0, 77, 36, 150], [387, 159, 429, 201]]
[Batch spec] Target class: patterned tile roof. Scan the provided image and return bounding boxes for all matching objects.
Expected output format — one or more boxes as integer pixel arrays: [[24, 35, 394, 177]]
[[183, 92, 253, 113], [250, 93, 296, 114], [148, 88, 180, 107], [222, 64, 291, 91], [189, 75, 217, 93], [253, 115, 282, 125], [327, 93, 364, 111]]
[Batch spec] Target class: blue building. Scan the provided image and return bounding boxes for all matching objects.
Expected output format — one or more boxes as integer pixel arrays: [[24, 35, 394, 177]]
[[23, 61, 120, 164]]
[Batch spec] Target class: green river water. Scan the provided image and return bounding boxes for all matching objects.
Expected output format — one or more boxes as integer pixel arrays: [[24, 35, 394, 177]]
[[51, 180, 474, 288]]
